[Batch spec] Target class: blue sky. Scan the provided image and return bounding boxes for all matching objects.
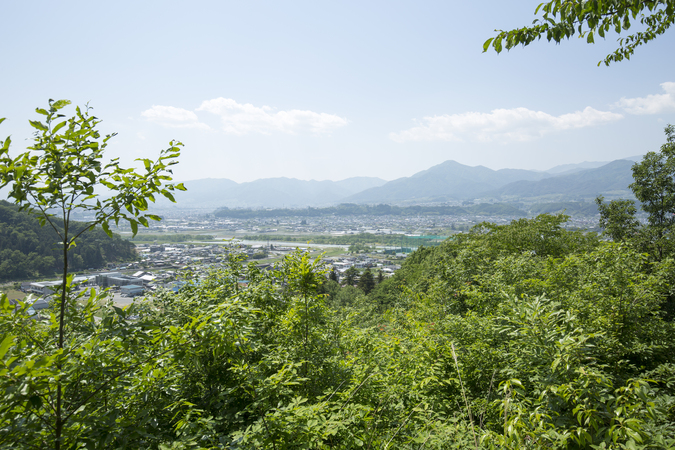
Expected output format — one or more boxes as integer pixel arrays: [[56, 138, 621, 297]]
[[2, 1, 674, 183]]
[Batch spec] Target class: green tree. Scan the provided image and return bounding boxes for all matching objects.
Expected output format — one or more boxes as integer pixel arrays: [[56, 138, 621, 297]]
[[344, 266, 359, 286], [282, 249, 328, 382], [484, 0, 675, 66], [630, 124, 675, 259], [348, 242, 372, 253], [0, 100, 185, 448], [357, 267, 375, 295], [472, 213, 598, 259], [319, 278, 341, 302], [595, 195, 640, 242], [377, 269, 385, 284], [333, 285, 366, 308]]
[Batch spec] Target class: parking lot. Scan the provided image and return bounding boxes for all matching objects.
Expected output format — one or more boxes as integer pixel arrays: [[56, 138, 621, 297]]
[[87, 289, 149, 308], [109, 291, 140, 307]]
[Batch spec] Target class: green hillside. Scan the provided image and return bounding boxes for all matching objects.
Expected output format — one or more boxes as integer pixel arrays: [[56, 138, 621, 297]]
[[528, 201, 600, 216], [0, 200, 136, 280]]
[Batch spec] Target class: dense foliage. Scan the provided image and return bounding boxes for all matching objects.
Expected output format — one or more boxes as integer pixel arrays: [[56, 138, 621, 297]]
[[3, 211, 675, 448], [0, 200, 136, 280]]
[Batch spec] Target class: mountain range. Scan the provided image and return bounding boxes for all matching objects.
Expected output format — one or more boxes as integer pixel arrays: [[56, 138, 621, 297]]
[[343, 161, 550, 204], [488, 160, 635, 201], [155, 176, 388, 209], [151, 156, 644, 210]]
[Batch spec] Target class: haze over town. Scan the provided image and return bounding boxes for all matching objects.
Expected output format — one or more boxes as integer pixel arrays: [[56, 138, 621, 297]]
[[2, 1, 674, 185]]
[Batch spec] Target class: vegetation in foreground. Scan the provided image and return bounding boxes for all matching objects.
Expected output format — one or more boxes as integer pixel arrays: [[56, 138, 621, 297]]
[[3, 209, 675, 448], [2, 99, 675, 448]]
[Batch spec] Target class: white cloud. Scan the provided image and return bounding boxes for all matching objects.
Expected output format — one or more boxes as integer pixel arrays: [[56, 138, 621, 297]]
[[390, 106, 623, 143], [141, 105, 210, 130], [614, 82, 675, 115], [196, 97, 348, 135]]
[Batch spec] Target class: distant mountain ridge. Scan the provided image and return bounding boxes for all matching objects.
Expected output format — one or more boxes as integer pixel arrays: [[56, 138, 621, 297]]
[[154, 176, 388, 209], [344, 157, 641, 205], [545, 161, 613, 175], [344, 160, 550, 204], [145, 156, 643, 210], [543, 154, 643, 175], [489, 160, 635, 201]]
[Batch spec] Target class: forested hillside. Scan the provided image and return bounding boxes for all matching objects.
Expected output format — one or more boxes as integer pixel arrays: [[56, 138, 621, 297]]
[[0, 201, 136, 280]]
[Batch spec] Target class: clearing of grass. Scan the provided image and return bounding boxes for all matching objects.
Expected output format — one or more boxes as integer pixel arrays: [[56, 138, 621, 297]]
[[0, 287, 26, 302]]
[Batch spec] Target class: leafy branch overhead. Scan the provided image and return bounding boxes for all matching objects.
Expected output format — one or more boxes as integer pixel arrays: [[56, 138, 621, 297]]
[[484, 0, 675, 65]]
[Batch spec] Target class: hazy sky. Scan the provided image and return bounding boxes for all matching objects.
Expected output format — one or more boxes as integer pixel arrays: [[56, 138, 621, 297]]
[[2, 1, 674, 183]]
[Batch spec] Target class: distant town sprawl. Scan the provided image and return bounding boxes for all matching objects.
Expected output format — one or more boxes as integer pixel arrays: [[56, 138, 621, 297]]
[[8, 208, 606, 312], [113, 209, 601, 238], [15, 240, 403, 311]]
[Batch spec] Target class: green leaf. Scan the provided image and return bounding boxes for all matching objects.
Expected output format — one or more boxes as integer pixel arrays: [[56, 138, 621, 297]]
[[52, 120, 67, 133], [101, 220, 112, 238], [28, 395, 43, 408], [162, 191, 176, 202], [0, 334, 15, 359], [29, 120, 48, 131], [51, 99, 72, 110], [1, 135, 10, 151], [495, 37, 503, 53]]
